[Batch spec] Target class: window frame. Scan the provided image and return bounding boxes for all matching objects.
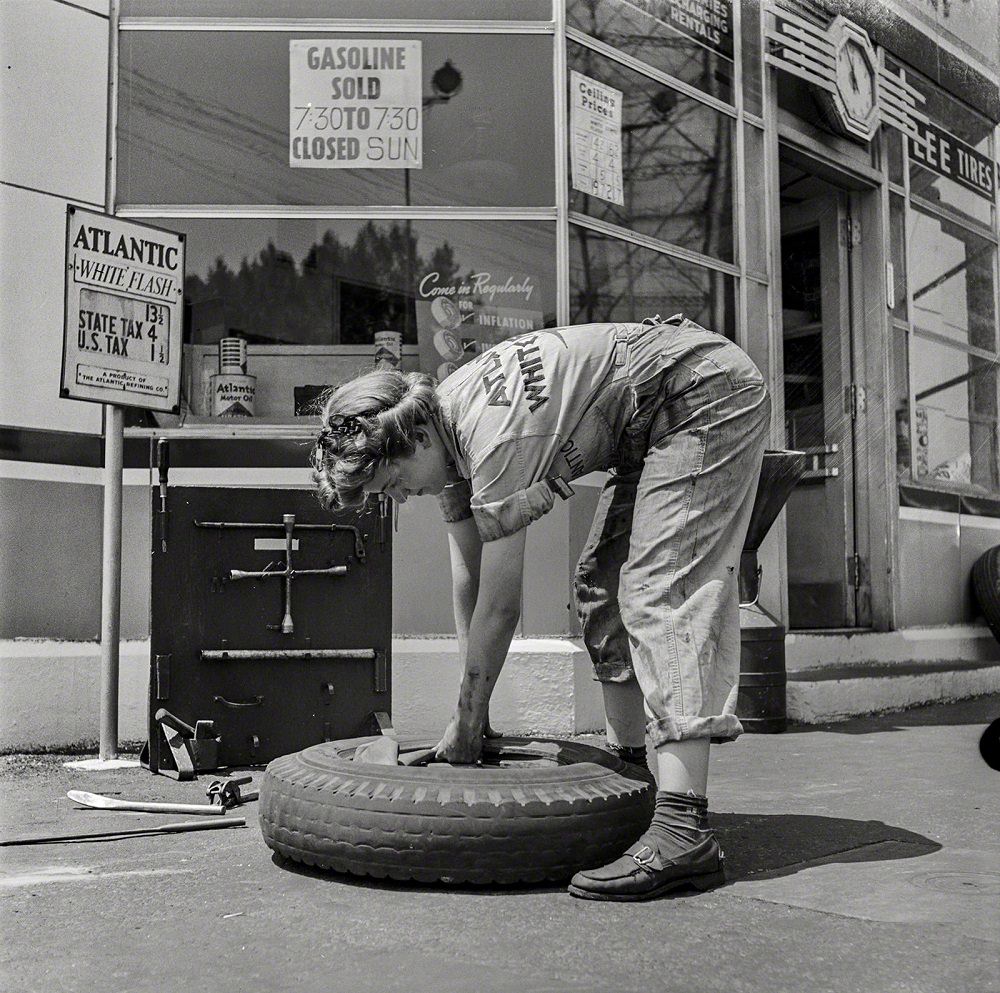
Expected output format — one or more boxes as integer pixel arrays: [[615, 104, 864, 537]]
[[888, 66, 1000, 501]]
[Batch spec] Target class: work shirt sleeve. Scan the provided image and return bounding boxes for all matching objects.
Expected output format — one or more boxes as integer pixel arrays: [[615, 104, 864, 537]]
[[436, 478, 474, 523], [466, 436, 559, 542]]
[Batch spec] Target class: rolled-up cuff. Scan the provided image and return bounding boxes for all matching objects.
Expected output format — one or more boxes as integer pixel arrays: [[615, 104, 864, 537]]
[[472, 477, 556, 541], [646, 713, 744, 747], [437, 478, 473, 523]]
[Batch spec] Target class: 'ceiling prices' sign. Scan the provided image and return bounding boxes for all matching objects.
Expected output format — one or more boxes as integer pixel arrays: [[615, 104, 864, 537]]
[[289, 40, 423, 168], [61, 207, 185, 412]]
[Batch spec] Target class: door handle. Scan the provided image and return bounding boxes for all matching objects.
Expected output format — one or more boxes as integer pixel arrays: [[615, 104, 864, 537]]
[[213, 695, 263, 708]]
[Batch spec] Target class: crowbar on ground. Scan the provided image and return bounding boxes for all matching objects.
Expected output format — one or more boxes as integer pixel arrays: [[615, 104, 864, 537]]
[[0, 816, 247, 846], [66, 789, 225, 815]]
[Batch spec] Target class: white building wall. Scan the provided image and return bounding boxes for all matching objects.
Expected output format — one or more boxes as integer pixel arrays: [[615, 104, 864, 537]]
[[0, 0, 109, 434]]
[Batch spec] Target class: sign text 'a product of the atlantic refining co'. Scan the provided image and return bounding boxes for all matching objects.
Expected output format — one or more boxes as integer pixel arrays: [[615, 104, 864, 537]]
[[61, 207, 185, 412], [289, 40, 422, 169]]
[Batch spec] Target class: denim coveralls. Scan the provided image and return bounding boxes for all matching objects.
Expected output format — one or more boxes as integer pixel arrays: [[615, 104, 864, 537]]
[[434, 317, 770, 745]]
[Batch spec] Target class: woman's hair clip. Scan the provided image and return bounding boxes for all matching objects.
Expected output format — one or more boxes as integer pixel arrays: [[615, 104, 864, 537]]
[[328, 414, 366, 438]]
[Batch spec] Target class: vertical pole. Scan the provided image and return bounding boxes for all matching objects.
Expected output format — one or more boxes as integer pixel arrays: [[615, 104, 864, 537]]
[[98, 0, 123, 761], [99, 403, 125, 760]]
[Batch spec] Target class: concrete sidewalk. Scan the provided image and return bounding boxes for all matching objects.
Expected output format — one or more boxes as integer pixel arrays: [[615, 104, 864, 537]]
[[2, 696, 998, 993]]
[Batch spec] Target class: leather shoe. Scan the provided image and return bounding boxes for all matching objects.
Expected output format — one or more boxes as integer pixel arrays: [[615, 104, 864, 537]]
[[568, 833, 725, 901]]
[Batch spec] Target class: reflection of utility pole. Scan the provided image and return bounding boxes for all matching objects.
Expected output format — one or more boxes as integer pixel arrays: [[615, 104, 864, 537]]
[[403, 61, 464, 339]]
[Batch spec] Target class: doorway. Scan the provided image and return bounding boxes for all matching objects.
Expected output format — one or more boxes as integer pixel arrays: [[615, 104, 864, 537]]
[[779, 156, 867, 629]]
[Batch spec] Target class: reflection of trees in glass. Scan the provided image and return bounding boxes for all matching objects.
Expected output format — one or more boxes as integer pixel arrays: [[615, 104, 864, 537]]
[[183, 222, 459, 346]]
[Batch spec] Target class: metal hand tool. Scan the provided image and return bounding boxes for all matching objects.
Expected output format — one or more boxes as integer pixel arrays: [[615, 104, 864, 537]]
[[206, 777, 259, 809], [0, 816, 246, 846], [67, 789, 225, 815]]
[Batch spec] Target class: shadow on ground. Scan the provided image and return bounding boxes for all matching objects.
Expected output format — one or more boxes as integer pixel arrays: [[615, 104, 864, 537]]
[[783, 695, 1000, 735], [269, 811, 940, 895], [711, 811, 940, 882]]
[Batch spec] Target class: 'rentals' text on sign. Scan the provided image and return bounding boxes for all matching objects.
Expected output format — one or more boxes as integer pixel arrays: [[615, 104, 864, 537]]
[[289, 40, 423, 169], [909, 122, 996, 201], [627, 0, 733, 59], [62, 208, 185, 412]]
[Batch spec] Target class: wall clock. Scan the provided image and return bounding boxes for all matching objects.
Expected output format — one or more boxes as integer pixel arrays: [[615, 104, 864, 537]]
[[814, 17, 880, 142]]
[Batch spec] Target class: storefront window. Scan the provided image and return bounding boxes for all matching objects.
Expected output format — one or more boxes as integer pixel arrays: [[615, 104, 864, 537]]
[[567, 0, 734, 105], [567, 44, 735, 263], [908, 204, 997, 351], [569, 227, 735, 338], [144, 217, 557, 345], [902, 65, 996, 228], [122, 0, 552, 16], [117, 32, 554, 206], [893, 326, 911, 480], [885, 126, 904, 187], [743, 122, 766, 275], [740, 0, 762, 116], [909, 336, 999, 492], [889, 193, 907, 321]]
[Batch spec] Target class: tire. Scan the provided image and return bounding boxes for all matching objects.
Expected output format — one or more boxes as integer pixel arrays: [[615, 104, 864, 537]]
[[259, 736, 655, 885], [972, 546, 1000, 645]]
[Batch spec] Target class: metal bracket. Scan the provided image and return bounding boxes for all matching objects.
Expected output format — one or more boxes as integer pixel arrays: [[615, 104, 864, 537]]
[[194, 516, 366, 561]]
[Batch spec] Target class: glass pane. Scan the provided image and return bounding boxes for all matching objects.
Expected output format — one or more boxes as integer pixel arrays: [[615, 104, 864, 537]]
[[567, 43, 735, 263], [569, 227, 735, 338], [744, 122, 766, 275], [908, 204, 997, 351], [781, 225, 822, 450], [567, 0, 733, 104], [117, 32, 554, 206], [885, 126, 904, 186], [905, 70, 995, 227], [122, 0, 552, 19], [911, 335, 999, 491], [143, 217, 556, 345], [740, 0, 762, 115], [893, 325, 911, 481], [889, 193, 907, 321]]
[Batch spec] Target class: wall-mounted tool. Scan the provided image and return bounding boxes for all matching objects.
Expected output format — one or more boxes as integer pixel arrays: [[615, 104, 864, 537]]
[[156, 438, 169, 552], [196, 514, 349, 634]]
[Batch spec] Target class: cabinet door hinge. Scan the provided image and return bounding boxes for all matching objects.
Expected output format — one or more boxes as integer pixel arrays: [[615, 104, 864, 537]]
[[844, 383, 867, 419]]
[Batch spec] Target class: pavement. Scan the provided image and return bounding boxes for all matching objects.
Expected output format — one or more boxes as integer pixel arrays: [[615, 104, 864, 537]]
[[1, 696, 998, 993]]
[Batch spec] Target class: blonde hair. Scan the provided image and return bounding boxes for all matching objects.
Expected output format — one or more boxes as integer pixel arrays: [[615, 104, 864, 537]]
[[311, 370, 439, 512]]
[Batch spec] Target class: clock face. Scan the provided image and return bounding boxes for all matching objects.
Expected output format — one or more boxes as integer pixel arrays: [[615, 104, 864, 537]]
[[836, 39, 876, 121]]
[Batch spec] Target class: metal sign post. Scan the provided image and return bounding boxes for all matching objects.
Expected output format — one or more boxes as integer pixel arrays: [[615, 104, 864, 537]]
[[61, 206, 185, 760], [99, 404, 124, 759]]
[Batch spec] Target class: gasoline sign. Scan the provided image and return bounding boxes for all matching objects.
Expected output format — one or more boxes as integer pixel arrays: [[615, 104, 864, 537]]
[[289, 40, 422, 169], [61, 207, 185, 412]]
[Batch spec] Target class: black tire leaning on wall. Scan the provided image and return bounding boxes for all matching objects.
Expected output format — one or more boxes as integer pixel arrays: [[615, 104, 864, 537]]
[[259, 736, 655, 885], [972, 546, 1000, 644]]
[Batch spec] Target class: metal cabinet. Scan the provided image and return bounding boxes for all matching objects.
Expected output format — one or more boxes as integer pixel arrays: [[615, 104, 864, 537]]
[[148, 485, 390, 769]]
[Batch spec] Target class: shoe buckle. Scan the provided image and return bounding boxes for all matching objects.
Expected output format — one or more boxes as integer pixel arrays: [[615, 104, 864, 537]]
[[632, 845, 656, 867]]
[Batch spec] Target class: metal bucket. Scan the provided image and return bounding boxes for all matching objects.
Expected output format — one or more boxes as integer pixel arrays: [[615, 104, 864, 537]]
[[738, 450, 806, 733]]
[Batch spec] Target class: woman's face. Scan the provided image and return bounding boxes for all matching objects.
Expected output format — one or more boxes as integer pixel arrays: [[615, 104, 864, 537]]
[[364, 425, 452, 504]]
